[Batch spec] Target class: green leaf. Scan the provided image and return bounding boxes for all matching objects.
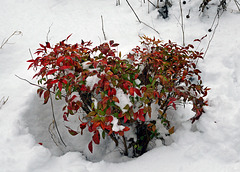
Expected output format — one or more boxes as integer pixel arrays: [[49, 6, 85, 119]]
[[149, 77, 153, 83], [123, 104, 130, 110], [87, 111, 96, 117], [68, 129, 78, 136], [102, 130, 106, 139], [98, 110, 105, 116]]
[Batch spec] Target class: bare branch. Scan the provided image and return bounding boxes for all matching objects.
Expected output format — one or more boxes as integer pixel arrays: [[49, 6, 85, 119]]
[[234, 0, 240, 11], [15, 75, 66, 98], [29, 48, 34, 60], [46, 23, 53, 42], [148, 0, 157, 8], [49, 92, 67, 147], [0, 31, 22, 49], [101, 15, 107, 40], [179, 0, 185, 46], [203, 14, 220, 59], [126, 0, 141, 23], [0, 96, 9, 109], [126, 0, 160, 35]]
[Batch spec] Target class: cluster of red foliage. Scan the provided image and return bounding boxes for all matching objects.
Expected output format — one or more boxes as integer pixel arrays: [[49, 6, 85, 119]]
[[27, 35, 209, 156]]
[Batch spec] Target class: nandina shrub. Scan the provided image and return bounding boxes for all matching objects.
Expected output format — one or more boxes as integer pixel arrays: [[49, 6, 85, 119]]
[[27, 35, 209, 157]]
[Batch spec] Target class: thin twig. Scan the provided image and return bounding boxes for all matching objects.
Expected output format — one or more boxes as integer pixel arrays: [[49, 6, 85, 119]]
[[234, 0, 240, 11], [15, 74, 67, 147], [46, 23, 53, 42], [0, 96, 9, 109], [122, 135, 128, 156], [101, 15, 107, 40], [15, 75, 66, 98], [0, 31, 22, 49], [116, 0, 120, 6], [126, 0, 141, 23], [179, 0, 185, 46], [147, 0, 157, 8], [49, 92, 67, 147], [29, 49, 34, 60], [203, 15, 220, 59], [48, 120, 60, 147], [126, 0, 160, 35]]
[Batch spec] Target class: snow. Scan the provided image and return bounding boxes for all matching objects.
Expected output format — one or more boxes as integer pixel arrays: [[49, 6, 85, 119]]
[[115, 88, 132, 112], [1, 0, 240, 171], [111, 117, 125, 132]]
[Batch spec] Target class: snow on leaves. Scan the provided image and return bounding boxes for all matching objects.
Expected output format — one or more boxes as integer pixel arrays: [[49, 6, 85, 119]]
[[27, 35, 209, 155]]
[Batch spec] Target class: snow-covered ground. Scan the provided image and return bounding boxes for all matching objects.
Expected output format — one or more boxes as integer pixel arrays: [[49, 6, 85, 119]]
[[1, 0, 240, 171]]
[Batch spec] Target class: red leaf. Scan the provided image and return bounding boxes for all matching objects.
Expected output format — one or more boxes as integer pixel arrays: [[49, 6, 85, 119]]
[[58, 82, 62, 91], [123, 82, 129, 90], [139, 108, 144, 116], [111, 43, 119, 47], [70, 95, 77, 102], [118, 131, 124, 136], [27, 63, 34, 70], [133, 112, 138, 120], [80, 123, 87, 130], [138, 114, 145, 122], [167, 97, 177, 110], [123, 126, 130, 131], [105, 116, 113, 122], [141, 86, 147, 93], [62, 79, 68, 85], [108, 89, 111, 97], [92, 130, 100, 144], [104, 82, 110, 91], [112, 96, 119, 103], [39, 44, 45, 48], [129, 87, 134, 96], [47, 69, 57, 75], [68, 73, 75, 79], [37, 88, 44, 98], [50, 79, 58, 84], [106, 107, 111, 115], [27, 59, 35, 63], [135, 74, 139, 79], [43, 90, 50, 104], [134, 88, 141, 96], [46, 42, 51, 48], [38, 142, 43, 145], [109, 40, 114, 46], [63, 115, 68, 121], [80, 85, 87, 91], [88, 125, 93, 132], [57, 56, 65, 66], [66, 34, 72, 40], [124, 115, 128, 123], [88, 141, 93, 153], [59, 66, 71, 70], [112, 88, 116, 95]]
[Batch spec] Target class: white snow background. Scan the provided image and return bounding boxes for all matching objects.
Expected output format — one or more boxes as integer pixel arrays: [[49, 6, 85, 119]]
[[1, 0, 240, 171]]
